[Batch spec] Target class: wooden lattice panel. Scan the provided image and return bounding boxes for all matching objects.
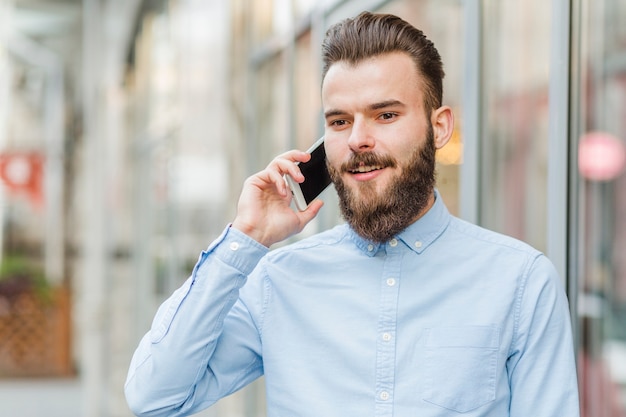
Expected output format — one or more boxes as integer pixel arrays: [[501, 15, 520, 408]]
[[0, 289, 72, 377]]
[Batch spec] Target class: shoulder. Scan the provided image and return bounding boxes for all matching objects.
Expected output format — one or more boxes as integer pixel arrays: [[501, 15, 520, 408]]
[[446, 215, 542, 258], [264, 224, 353, 261], [440, 215, 556, 285]]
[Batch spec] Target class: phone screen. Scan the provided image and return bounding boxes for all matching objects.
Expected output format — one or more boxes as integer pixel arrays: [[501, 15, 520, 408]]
[[298, 140, 332, 205]]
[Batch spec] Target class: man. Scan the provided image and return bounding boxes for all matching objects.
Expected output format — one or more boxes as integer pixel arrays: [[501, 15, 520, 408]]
[[125, 12, 580, 417]]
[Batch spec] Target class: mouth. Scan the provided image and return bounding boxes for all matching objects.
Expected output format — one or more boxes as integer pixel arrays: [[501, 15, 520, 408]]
[[348, 163, 385, 174], [339, 153, 397, 182]]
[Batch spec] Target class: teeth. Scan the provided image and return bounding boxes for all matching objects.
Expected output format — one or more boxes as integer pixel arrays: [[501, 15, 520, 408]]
[[351, 165, 382, 173]]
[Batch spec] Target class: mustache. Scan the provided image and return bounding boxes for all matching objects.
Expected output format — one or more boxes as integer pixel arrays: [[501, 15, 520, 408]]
[[339, 152, 398, 173]]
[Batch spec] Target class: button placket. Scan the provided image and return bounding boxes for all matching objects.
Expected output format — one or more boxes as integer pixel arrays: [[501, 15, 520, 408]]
[[375, 240, 402, 413]]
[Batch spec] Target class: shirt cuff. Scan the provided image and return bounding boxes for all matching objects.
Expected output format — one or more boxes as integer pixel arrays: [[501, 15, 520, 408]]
[[198, 224, 269, 277]]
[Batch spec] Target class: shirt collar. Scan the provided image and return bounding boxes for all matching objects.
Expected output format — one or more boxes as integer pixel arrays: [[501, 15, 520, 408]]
[[349, 189, 451, 256], [396, 189, 451, 254]]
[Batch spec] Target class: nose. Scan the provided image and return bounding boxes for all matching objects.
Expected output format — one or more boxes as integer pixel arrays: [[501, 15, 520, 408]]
[[347, 119, 375, 153]]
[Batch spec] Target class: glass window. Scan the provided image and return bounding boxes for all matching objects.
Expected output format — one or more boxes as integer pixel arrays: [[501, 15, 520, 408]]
[[572, 1, 626, 415], [293, 30, 321, 150], [479, 1, 552, 251], [255, 52, 291, 167]]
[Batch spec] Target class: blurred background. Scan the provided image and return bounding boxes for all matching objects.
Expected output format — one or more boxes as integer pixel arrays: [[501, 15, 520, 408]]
[[0, 0, 625, 416]]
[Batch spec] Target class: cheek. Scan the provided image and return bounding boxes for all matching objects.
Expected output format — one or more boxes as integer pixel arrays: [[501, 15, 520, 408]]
[[395, 134, 425, 160], [323, 141, 344, 168]]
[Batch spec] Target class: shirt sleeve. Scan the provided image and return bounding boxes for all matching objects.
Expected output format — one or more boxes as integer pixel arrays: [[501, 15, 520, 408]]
[[124, 226, 269, 417], [507, 254, 580, 417]]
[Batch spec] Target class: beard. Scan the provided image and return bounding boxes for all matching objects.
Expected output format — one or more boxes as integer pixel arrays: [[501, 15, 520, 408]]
[[327, 125, 436, 243]]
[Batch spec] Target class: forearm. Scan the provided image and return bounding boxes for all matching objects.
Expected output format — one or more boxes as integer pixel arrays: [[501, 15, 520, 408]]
[[125, 226, 268, 417]]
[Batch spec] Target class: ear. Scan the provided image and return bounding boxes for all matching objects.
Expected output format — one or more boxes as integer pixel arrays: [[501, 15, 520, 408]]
[[430, 106, 454, 149]]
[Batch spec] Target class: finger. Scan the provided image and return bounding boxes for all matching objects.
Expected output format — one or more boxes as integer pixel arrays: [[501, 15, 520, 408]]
[[267, 169, 289, 196], [277, 149, 311, 164], [271, 150, 310, 169], [297, 199, 324, 226], [272, 151, 311, 181]]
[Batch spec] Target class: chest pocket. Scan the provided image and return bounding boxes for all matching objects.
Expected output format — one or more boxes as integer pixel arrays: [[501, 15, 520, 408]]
[[422, 325, 500, 413]]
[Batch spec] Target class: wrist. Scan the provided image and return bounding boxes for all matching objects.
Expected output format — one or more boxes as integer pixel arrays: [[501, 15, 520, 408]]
[[231, 219, 270, 248]]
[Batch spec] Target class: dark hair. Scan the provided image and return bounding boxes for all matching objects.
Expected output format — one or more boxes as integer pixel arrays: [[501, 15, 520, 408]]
[[322, 11, 444, 112]]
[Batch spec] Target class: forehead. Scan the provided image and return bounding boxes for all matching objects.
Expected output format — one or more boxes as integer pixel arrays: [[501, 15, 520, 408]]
[[321, 52, 424, 109]]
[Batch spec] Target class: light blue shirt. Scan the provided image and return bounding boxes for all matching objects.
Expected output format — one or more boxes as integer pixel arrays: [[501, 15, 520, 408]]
[[125, 193, 580, 417]]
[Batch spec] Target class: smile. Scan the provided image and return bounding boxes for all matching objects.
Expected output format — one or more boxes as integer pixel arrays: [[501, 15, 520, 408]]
[[348, 164, 384, 174]]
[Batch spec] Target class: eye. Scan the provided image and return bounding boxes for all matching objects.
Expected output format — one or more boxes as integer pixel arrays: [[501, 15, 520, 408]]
[[379, 112, 397, 121], [329, 119, 349, 128]]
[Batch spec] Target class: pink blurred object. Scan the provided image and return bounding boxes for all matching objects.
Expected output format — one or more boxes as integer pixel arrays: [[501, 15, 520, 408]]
[[578, 131, 626, 181]]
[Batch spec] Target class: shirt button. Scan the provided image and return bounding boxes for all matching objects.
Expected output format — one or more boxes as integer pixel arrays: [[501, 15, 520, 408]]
[[386, 278, 396, 287], [229, 242, 240, 251], [414, 241, 423, 248], [380, 391, 390, 401], [389, 238, 398, 247], [382, 332, 392, 341], [367, 244, 374, 252]]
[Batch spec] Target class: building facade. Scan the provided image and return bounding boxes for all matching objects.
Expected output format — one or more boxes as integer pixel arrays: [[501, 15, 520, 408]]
[[1, 0, 625, 416]]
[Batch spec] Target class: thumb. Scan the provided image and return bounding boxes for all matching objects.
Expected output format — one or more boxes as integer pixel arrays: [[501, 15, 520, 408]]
[[297, 199, 324, 228]]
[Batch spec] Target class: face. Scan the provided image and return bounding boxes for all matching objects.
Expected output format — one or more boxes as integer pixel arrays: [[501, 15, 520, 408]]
[[322, 52, 450, 242]]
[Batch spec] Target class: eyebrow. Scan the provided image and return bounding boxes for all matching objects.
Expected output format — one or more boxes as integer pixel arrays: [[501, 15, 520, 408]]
[[324, 99, 406, 119], [370, 99, 405, 110], [324, 109, 345, 119]]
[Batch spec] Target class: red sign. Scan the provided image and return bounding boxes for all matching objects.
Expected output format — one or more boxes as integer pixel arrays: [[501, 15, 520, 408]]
[[0, 152, 44, 208]]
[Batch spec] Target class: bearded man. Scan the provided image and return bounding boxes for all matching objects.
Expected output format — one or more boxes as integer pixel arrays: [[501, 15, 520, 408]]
[[126, 12, 580, 417]]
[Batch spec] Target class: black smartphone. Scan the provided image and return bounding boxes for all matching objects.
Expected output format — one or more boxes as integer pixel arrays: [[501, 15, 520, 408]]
[[285, 137, 332, 211]]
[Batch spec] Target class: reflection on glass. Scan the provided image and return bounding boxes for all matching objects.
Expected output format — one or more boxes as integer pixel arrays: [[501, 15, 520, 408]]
[[480, 0, 551, 251], [574, 0, 626, 416]]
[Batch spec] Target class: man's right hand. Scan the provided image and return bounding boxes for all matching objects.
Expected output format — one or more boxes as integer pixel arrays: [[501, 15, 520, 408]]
[[231, 150, 325, 247]]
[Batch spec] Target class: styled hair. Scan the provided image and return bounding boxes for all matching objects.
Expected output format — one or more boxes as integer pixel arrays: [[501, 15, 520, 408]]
[[321, 11, 444, 112]]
